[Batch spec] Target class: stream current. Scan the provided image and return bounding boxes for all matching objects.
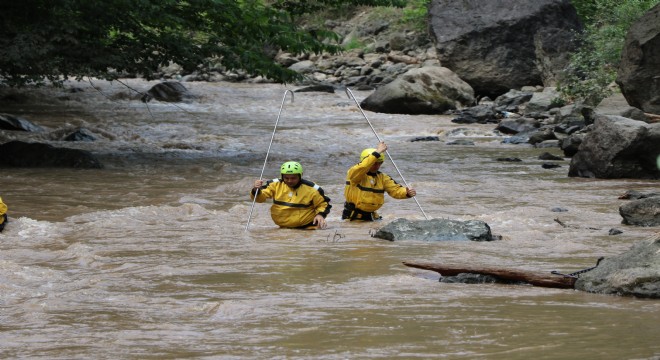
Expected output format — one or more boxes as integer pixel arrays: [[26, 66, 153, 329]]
[[0, 79, 659, 359]]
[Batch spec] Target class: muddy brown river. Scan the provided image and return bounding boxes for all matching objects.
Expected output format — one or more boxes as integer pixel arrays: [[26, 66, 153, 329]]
[[1, 79, 658, 359]]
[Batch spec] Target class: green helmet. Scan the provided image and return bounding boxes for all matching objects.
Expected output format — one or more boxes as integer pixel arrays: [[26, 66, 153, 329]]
[[360, 148, 385, 162], [280, 161, 303, 176]]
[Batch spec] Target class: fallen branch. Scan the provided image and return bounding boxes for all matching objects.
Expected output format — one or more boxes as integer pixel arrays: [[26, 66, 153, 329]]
[[403, 262, 577, 289]]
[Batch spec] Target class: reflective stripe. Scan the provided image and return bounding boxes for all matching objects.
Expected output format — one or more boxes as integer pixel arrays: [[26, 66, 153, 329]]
[[273, 200, 313, 208], [356, 184, 384, 193]]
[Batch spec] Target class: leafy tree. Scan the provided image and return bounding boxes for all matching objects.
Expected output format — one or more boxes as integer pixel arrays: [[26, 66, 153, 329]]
[[0, 0, 403, 87], [559, 0, 660, 104]]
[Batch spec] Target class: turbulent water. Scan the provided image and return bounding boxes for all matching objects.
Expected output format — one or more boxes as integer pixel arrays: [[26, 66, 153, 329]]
[[1, 79, 659, 359]]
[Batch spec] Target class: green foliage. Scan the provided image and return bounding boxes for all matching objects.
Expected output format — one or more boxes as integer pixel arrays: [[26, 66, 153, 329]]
[[0, 0, 403, 86], [400, 0, 430, 31], [559, 0, 660, 104], [271, 0, 405, 18], [343, 37, 366, 51]]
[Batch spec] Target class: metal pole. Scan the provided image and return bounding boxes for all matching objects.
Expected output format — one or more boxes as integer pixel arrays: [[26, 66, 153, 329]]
[[245, 89, 294, 231], [344, 87, 429, 220]]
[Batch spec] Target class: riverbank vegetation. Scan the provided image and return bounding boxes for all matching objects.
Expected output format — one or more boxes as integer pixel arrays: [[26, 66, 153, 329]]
[[1, 0, 657, 108], [559, 0, 660, 105], [0, 0, 404, 87]]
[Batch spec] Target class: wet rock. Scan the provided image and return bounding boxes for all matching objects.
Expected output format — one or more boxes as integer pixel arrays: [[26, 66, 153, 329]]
[[410, 136, 440, 142], [451, 104, 500, 124], [538, 152, 563, 160], [0, 141, 102, 168], [496, 157, 522, 162], [0, 113, 44, 132], [575, 234, 660, 298], [619, 197, 660, 227], [560, 133, 584, 157], [446, 139, 475, 146], [495, 117, 540, 134], [568, 115, 660, 179], [63, 128, 96, 142], [618, 190, 660, 200], [295, 85, 336, 93], [372, 218, 494, 241], [439, 273, 527, 285], [608, 228, 623, 235], [542, 163, 561, 169], [142, 81, 193, 103]]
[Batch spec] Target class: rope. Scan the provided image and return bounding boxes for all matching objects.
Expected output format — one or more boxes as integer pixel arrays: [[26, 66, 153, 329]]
[[245, 89, 294, 231], [343, 87, 429, 220]]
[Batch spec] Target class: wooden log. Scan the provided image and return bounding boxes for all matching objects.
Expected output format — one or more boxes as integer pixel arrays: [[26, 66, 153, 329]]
[[403, 261, 577, 289]]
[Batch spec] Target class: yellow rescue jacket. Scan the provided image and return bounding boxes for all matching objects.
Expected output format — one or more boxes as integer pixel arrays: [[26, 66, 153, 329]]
[[0, 196, 7, 226], [344, 151, 409, 214], [251, 178, 331, 228]]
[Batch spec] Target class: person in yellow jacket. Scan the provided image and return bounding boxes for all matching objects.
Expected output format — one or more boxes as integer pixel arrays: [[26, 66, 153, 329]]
[[0, 196, 7, 232], [343, 141, 416, 221], [251, 161, 331, 229]]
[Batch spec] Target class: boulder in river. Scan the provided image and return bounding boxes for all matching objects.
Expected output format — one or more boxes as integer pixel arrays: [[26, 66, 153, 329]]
[[0, 140, 102, 169], [372, 218, 494, 241], [575, 234, 660, 298]]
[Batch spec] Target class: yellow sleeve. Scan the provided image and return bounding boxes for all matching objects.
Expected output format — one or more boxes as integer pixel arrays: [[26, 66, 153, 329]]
[[311, 186, 332, 218], [250, 179, 278, 203], [347, 152, 378, 184], [382, 174, 409, 199], [0, 197, 7, 216]]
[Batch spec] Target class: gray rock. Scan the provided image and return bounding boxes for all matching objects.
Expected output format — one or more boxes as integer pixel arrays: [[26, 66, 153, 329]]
[[0, 141, 102, 168], [428, 0, 582, 98], [0, 113, 44, 132], [619, 197, 660, 226], [360, 66, 474, 114], [142, 81, 193, 103], [616, 3, 660, 114], [568, 115, 660, 179], [372, 218, 494, 241], [575, 235, 660, 298]]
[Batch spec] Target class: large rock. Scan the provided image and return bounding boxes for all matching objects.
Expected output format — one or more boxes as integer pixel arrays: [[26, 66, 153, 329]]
[[0, 141, 102, 168], [141, 81, 193, 103], [616, 3, 660, 115], [0, 113, 44, 132], [372, 218, 493, 241], [428, 0, 582, 98], [575, 235, 660, 298], [619, 197, 660, 227], [568, 115, 660, 179], [360, 66, 474, 114]]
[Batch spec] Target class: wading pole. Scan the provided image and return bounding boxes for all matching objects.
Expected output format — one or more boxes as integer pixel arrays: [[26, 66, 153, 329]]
[[344, 87, 429, 220], [245, 89, 294, 231]]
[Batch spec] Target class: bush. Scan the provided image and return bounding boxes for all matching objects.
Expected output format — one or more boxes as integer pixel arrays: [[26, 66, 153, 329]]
[[558, 0, 660, 105]]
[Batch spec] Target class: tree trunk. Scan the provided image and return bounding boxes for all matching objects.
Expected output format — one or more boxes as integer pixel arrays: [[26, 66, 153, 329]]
[[403, 262, 577, 289]]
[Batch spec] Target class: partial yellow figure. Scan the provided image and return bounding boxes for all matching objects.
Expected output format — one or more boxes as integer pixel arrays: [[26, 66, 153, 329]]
[[0, 196, 8, 232]]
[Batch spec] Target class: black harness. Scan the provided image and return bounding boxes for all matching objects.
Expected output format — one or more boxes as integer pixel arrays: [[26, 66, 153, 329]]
[[342, 202, 379, 221]]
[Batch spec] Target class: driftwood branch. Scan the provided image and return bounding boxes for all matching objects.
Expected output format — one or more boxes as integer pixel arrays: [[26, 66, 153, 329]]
[[403, 262, 577, 289]]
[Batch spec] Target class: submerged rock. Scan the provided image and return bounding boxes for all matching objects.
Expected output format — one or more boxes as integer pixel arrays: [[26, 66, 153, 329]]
[[0, 141, 102, 168]]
